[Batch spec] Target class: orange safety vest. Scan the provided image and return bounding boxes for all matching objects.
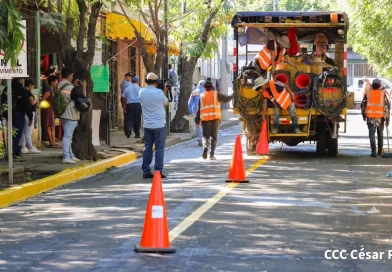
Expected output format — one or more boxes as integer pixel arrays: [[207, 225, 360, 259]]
[[200, 91, 222, 121], [256, 41, 286, 70], [269, 80, 292, 110], [366, 89, 385, 118]]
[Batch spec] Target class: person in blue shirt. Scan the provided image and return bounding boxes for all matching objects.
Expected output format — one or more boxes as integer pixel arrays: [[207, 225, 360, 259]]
[[120, 72, 132, 94], [121, 75, 142, 138], [139, 73, 169, 179], [188, 80, 205, 146], [120, 72, 133, 136]]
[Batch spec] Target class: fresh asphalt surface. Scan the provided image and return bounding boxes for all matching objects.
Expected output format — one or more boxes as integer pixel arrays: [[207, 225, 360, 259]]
[[1, 109, 392, 272]]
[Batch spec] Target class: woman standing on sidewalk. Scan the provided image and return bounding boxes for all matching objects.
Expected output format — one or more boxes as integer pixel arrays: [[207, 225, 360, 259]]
[[41, 75, 60, 148], [21, 79, 41, 154]]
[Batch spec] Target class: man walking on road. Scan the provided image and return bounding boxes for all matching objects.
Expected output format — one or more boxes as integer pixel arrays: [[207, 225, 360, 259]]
[[120, 72, 133, 136], [121, 76, 142, 138], [196, 80, 233, 160], [139, 73, 169, 179], [361, 78, 390, 157]]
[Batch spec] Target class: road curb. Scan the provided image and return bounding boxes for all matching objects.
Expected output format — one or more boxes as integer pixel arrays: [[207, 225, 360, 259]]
[[0, 152, 137, 209]]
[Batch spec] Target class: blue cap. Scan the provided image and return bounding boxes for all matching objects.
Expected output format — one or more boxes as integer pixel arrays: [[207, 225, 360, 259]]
[[132, 76, 139, 82]]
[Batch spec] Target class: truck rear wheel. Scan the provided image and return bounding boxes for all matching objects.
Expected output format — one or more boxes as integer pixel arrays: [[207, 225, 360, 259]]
[[316, 124, 327, 156], [327, 132, 338, 157]]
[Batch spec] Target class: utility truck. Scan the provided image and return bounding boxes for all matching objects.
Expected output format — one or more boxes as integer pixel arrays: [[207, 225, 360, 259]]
[[231, 11, 354, 156]]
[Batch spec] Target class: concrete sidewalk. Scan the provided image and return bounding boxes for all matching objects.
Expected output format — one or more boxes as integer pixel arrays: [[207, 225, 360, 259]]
[[0, 109, 239, 207]]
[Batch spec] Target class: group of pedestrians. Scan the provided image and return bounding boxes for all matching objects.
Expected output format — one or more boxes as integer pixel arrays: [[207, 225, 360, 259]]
[[5, 78, 38, 159]]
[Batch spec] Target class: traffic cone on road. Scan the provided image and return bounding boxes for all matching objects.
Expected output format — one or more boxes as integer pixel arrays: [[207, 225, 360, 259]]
[[226, 135, 249, 183], [134, 171, 176, 253], [256, 119, 269, 155]]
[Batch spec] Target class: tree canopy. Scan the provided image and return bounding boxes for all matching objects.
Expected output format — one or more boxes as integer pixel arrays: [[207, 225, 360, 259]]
[[347, 0, 392, 77], [0, 0, 24, 68]]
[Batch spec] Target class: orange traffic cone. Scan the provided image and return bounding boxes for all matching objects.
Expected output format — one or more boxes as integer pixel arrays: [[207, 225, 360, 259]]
[[256, 119, 269, 155], [134, 171, 176, 253], [226, 135, 249, 183]]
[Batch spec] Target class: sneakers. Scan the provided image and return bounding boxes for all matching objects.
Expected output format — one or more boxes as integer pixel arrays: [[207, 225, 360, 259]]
[[29, 147, 41, 154], [202, 148, 208, 159], [71, 157, 81, 162], [293, 128, 302, 134], [378, 149, 384, 156], [270, 128, 278, 134], [63, 158, 77, 164], [143, 172, 154, 179], [21, 147, 29, 154], [198, 140, 202, 146], [210, 155, 216, 160], [160, 173, 167, 179], [370, 150, 377, 157]]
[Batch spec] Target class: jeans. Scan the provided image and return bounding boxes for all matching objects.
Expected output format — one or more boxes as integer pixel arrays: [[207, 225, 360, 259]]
[[202, 119, 220, 155], [12, 112, 26, 157], [21, 112, 35, 149], [195, 118, 202, 141], [142, 126, 167, 174], [123, 112, 128, 135], [273, 102, 299, 130], [61, 118, 78, 159], [368, 122, 384, 152], [126, 103, 142, 137]]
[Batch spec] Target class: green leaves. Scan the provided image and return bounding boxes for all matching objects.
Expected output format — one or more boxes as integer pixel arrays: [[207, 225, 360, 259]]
[[347, 0, 392, 77], [0, 0, 25, 68]]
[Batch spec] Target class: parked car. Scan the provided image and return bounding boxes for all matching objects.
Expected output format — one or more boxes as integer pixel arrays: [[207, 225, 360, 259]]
[[350, 77, 392, 103]]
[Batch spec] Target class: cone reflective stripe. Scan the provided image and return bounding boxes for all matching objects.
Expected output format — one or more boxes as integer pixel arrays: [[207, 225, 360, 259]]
[[226, 135, 249, 183], [256, 119, 269, 155], [134, 171, 176, 253]]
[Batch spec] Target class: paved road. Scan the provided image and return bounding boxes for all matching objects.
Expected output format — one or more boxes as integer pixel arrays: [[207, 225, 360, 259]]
[[1, 110, 392, 272]]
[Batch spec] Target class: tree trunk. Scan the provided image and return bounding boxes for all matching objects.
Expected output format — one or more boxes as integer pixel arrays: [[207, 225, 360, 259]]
[[170, 57, 198, 132], [57, 0, 102, 161], [72, 69, 97, 160]]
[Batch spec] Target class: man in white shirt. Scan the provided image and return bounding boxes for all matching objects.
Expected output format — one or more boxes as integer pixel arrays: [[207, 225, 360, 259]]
[[139, 73, 169, 179]]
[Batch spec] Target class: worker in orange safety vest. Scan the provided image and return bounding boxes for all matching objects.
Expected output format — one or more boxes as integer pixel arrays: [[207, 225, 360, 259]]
[[253, 77, 301, 134], [195, 80, 233, 160], [251, 35, 303, 76], [361, 78, 390, 157]]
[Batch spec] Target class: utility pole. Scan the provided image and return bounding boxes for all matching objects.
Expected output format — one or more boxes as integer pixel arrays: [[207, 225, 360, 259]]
[[36, 11, 42, 144], [164, 0, 170, 135], [220, 2, 229, 120], [273, 0, 277, 11]]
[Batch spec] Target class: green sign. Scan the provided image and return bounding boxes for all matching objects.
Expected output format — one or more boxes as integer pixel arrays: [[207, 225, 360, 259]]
[[91, 65, 109, 93]]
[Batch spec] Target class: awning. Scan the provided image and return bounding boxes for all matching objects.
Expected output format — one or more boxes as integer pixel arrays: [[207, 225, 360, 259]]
[[106, 12, 156, 42], [168, 36, 180, 56], [106, 12, 180, 56]]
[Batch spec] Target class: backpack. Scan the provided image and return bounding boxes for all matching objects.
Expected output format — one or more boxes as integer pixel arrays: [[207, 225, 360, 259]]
[[52, 83, 72, 117]]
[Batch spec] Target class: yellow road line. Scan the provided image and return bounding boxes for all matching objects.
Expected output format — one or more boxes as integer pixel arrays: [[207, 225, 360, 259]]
[[169, 157, 269, 242]]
